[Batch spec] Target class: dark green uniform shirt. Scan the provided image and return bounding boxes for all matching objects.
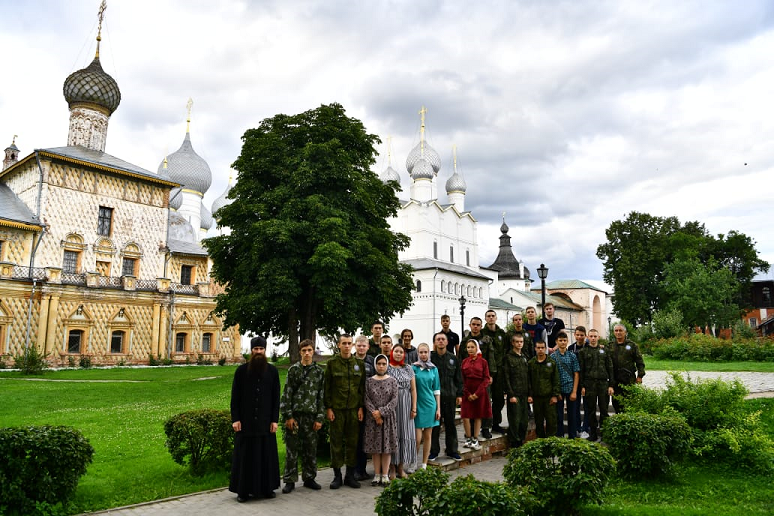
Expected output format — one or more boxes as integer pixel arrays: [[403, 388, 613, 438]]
[[480, 324, 507, 373], [430, 350, 463, 398], [503, 349, 529, 398], [609, 339, 645, 385], [528, 356, 560, 398], [507, 328, 534, 360], [578, 345, 614, 389], [323, 355, 365, 410]]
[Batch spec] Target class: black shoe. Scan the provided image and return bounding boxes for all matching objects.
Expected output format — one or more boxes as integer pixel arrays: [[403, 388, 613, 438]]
[[344, 467, 361, 488], [587, 433, 598, 442], [428, 452, 438, 461], [303, 479, 322, 490], [282, 482, 294, 494], [330, 468, 343, 489], [491, 425, 505, 434], [480, 429, 493, 439], [264, 491, 276, 499], [354, 470, 370, 481], [236, 495, 249, 503]]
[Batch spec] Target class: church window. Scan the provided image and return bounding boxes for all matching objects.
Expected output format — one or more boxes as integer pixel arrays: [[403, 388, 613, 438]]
[[175, 332, 189, 353], [181, 265, 194, 285], [202, 333, 213, 353], [121, 257, 137, 277], [416, 280, 422, 292], [763, 287, 771, 305], [467, 286, 471, 297], [62, 250, 80, 273], [67, 329, 83, 354], [441, 280, 445, 292], [450, 246, 454, 263], [433, 241, 438, 259], [97, 206, 113, 236], [110, 330, 125, 354], [466, 249, 470, 266]]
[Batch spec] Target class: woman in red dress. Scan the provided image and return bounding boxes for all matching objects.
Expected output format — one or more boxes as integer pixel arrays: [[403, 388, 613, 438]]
[[460, 340, 492, 451]]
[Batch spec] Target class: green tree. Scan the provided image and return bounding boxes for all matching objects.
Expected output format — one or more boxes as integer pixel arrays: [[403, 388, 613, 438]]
[[661, 258, 740, 329], [204, 103, 415, 363]]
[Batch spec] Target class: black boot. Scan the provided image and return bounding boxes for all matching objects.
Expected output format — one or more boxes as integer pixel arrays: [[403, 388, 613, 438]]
[[344, 466, 361, 488], [330, 468, 343, 489]]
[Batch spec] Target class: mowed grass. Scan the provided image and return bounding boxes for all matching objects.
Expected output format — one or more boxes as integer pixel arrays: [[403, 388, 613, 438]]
[[0, 365, 288, 513], [644, 357, 774, 373]]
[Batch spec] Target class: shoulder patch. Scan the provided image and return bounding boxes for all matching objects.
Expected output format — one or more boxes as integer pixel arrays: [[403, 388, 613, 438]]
[[449, 359, 455, 365], [599, 349, 605, 354], [354, 364, 360, 372], [625, 345, 631, 350]]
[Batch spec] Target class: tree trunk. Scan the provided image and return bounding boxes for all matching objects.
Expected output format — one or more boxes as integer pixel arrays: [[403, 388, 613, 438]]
[[288, 308, 300, 364]]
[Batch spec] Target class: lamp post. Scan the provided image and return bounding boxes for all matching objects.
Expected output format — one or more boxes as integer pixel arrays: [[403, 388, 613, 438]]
[[537, 263, 548, 318], [459, 295, 466, 340], [608, 316, 612, 339]]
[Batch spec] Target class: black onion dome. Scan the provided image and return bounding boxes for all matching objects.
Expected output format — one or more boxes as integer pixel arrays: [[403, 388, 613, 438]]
[[63, 56, 121, 114]]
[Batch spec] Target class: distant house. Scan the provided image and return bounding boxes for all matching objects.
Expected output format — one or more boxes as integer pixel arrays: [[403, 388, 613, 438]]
[[743, 280, 774, 336]]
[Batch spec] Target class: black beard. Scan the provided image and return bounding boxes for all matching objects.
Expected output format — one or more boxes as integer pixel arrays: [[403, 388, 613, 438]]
[[248, 354, 268, 375]]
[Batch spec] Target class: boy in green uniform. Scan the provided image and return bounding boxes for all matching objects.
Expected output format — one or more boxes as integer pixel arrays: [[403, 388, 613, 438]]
[[281, 339, 325, 493], [482, 309, 507, 436], [527, 340, 560, 438], [324, 334, 365, 489], [503, 333, 529, 447], [578, 329, 614, 442]]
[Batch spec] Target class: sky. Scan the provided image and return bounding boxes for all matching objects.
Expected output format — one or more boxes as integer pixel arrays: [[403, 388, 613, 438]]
[[2, 0, 773, 285]]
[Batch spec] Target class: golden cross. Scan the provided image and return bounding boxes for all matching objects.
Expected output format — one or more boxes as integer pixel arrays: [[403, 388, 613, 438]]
[[186, 98, 193, 132], [96, 1, 107, 56], [12, 134, 18, 145], [419, 106, 427, 153], [453, 144, 457, 172]]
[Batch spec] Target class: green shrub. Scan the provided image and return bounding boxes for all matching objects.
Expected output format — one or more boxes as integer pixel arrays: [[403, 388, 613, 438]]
[[218, 357, 227, 366], [163, 409, 233, 476], [433, 475, 535, 516], [162, 357, 173, 366], [692, 411, 774, 473], [148, 354, 161, 366], [13, 346, 48, 375], [652, 307, 687, 339], [375, 466, 448, 516], [733, 319, 757, 340], [647, 334, 774, 362], [503, 437, 615, 515], [603, 412, 692, 478], [0, 425, 94, 515], [78, 355, 92, 369], [0, 357, 6, 369], [195, 353, 213, 365]]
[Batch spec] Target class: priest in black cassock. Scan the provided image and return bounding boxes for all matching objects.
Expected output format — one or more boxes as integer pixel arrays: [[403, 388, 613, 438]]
[[229, 336, 281, 502]]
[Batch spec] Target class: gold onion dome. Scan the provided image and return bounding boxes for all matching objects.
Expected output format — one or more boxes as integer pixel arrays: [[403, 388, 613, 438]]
[[63, 56, 121, 114]]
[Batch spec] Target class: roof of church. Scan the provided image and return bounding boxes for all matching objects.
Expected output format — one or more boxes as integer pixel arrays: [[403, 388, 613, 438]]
[[211, 181, 233, 216], [167, 238, 208, 256], [489, 298, 522, 310], [35, 147, 179, 187], [0, 182, 41, 229], [63, 55, 121, 115], [485, 219, 529, 279], [546, 279, 608, 292], [403, 258, 491, 280], [519, 290, 584, 311]]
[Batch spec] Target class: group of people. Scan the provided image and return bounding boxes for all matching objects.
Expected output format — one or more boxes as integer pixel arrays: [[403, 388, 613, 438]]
[[227, 309, 646, 502]]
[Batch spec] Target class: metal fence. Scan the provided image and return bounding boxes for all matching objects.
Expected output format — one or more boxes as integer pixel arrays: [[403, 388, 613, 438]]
[[171, 283, 198, 295], [135, 278, 158, 291], [61, 272, 87, 285]]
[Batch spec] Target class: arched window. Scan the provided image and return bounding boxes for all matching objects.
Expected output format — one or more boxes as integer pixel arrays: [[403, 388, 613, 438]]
[[441, 280, 445, 293], [416, 280, 422, 292], [450, 246, 454, 263], [466, 249, 470, 266], [433, 241, 438, 259]]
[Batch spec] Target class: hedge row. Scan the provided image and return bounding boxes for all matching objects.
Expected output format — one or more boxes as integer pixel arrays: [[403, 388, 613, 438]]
[[641, 334, 774, 361]]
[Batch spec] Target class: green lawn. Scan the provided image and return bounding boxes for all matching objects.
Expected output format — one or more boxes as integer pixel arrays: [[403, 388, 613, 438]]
[[0, 365, 288, 513], [644, 357, 774, 373]]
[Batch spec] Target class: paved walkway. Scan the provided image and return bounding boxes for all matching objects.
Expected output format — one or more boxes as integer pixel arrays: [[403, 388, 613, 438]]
[[85, 370, 774, 516]]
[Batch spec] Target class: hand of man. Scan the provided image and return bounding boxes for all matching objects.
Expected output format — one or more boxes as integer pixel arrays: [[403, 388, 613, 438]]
[[509, 397, 517, 403], [285, 418, 296, 431], [270, 422, 278, 433], [607, 387, 614, 396], [327, 408, 335, 422], [636, 377, 643, 384], [557, 394, 563, 401], [550, 396, 557, 405], [455, 397, 462, 406], [313, 421, 322, 431], [581, 387, 586, 396], [232, 421, 241, 432], [357, 407, 363, 422], [569, 392, 577, 401], [527, 396, 533, 404]]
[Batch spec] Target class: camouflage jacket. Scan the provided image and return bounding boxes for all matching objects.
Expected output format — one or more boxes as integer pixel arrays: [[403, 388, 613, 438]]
[[609, 339, 645, 385], [503, 349, 529, 398], [528, 356, 560, 398], [480, 324, 507, 373], [280, 362, 325, 423], [578, 345, 614, 389]]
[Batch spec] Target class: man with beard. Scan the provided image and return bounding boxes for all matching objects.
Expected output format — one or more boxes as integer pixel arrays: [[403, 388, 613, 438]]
[[229, 336, 281, 502]]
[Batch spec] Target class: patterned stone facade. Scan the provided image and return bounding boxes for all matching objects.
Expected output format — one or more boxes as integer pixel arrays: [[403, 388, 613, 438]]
[[67, 106, 109, 152]]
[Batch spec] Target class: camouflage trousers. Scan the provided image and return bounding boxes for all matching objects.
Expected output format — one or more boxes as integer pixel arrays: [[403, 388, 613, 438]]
[[283, 413, 319, 482]]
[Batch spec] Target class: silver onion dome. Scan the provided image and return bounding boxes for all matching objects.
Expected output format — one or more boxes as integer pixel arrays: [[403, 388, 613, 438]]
[[169, 187, 183, 210], [446, 170, 467, 193], [412, 158, 434, 180], [381, 165, 401, 184], [406, 141, 441, 176], [200, 204, 213, 230], [211, 182, 233, 217], [158, 133, 212, 195], [63, 56, 121, 114]]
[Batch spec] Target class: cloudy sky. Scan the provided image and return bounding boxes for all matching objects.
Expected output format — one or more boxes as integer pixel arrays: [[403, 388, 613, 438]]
[[2, 0, 773, 284]]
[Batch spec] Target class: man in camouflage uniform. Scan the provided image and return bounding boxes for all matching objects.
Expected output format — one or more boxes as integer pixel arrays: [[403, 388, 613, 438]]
[[366, 321, 384, 357], [508, 313, 534, 360], [503, 333, 529, 446], [281, 339, 325, 493], [353, 335, 374, 481], [578, 329, 614, 441], [481, 309, 508, 436], [527, 340, 560, 438], [609, 324, 645, 413], [324, 334, 365, 489]]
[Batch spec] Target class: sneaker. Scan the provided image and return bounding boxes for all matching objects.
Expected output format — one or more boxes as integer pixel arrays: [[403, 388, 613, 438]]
[[579, 431, 590, 439], [448, 452, 462, 460], [462, 437, 472, 448], [480, 429, 493, 439], [371, 478, 379, 487], [469, 438, 481, 451], [491, 425, 505, 434], [428, 452, 438, 461], [381, 475, 390, 487]]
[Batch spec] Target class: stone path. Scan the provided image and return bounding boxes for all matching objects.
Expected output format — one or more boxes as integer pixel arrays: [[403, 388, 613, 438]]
[[82, 370, 774, 516]]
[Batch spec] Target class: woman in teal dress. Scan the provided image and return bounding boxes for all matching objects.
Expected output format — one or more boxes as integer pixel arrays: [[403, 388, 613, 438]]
[[412, 342, 440, 469]]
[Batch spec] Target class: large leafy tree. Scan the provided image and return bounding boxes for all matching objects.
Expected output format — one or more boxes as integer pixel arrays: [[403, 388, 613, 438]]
[[596, 212, 769, 325], [204, 103, 415, 363]]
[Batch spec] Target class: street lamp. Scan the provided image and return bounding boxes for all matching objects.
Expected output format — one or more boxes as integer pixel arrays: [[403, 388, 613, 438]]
[[608, 316, 612, 339], [537, 263, 548, 318], [459, 295, 466, 339]]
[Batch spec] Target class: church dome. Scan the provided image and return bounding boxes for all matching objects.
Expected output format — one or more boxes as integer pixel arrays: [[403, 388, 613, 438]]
[[200, 204, 213, 230], [158, 133, 212, 195], [412, 158, 434, 180], [381, 165, 401, 185], [211, 182, 233, 217], [446, 171, 467, 193], [63, 56, 121, 115], [169, 187, 183, 210], [406, 141, 441, 176]]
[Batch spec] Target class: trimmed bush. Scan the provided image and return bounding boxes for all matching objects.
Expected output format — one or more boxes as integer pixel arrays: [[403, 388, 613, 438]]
[[375, 466, 449, 516], [503, 437, 616, 515], [13, 346, 48, 375], [603, 412, 692, 478], [163, 409, 233, 476], [0, 425, 94, 515], [647, 334, 774, 362]]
